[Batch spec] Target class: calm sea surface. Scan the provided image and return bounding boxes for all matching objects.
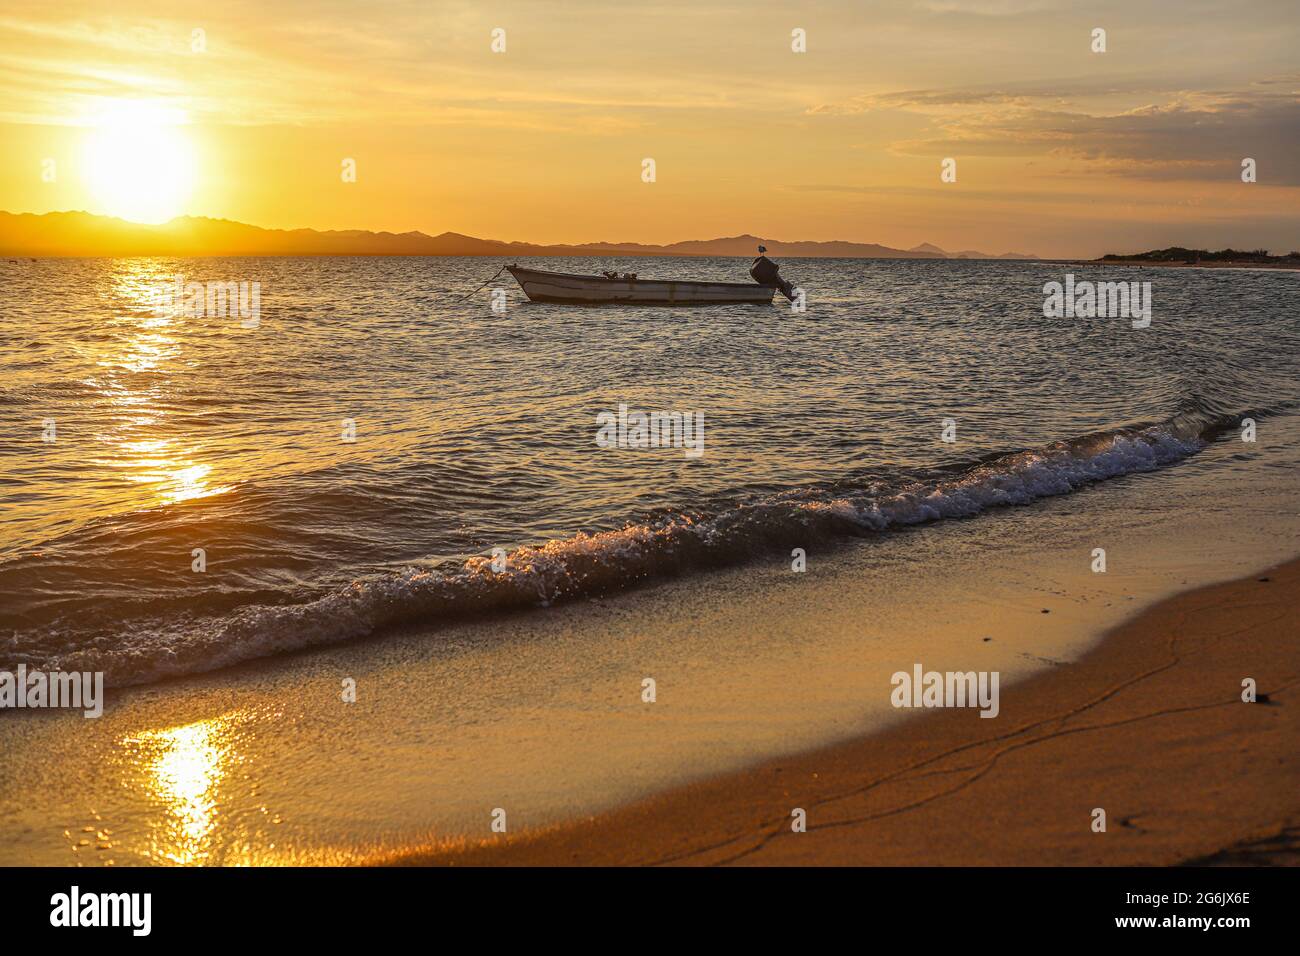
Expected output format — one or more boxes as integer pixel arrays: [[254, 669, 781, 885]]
[[3, 256, 1299, 685]]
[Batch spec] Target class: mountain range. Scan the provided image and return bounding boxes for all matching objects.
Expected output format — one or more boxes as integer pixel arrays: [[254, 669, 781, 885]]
[[0, 211, 1037, 260]]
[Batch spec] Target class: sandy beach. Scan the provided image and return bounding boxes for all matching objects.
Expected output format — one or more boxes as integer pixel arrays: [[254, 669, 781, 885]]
[[391, 558, 1300, 866]]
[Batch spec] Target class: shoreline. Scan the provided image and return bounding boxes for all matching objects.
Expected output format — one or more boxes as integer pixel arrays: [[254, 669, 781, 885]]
[[1061, 259, 1300, 271], [3, 472, 1296, 866], [389, 558, 1300, 866]]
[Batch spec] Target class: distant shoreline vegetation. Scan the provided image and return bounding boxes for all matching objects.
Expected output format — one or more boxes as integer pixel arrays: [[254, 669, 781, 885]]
[[1100, 247, 1300, 265]]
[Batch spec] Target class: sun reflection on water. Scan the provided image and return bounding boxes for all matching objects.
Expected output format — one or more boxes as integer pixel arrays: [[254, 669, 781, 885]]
[[90, 261, 232, 507], [123, 714, 242, 865]]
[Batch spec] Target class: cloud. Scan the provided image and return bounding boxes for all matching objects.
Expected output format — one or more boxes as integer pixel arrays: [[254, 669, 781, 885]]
[[815, 80, 1300, 184]]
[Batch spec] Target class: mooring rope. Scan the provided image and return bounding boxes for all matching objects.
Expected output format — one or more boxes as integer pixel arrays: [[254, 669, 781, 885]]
[[445, 264, 508, 303]]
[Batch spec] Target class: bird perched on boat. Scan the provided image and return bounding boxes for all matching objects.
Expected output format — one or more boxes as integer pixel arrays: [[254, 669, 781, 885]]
[[749, 245, 795, 300]]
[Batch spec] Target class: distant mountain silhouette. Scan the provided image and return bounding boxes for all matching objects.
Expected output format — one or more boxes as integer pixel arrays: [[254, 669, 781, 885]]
[[908, 242, 948, 256], [909, 241, 1037, 260], [0, 211, 1039, 260]]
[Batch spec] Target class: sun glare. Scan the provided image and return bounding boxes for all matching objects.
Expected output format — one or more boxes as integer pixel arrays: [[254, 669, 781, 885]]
[[82, 100, 195, 224]]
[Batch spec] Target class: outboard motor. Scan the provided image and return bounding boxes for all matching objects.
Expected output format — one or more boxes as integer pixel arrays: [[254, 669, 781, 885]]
[[749, 245, 796, 301]]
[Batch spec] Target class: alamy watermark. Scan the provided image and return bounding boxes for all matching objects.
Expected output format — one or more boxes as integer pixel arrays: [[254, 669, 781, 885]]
[[0, 665, 104, 718], [1043, 274, 1151, 329], [161, 276, 261, 327], [595, 403, 705, 458], [50, 886, 150, 936], [890, 663, 1000, 718]]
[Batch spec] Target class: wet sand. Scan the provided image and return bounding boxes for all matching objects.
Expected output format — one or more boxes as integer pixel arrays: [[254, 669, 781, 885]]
[[392, 558, 1300, 866]]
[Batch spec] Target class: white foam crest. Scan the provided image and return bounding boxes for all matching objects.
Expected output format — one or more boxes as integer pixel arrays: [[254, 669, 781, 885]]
[[46, 424, 1207, 687], [843, 426, 1202, 529]]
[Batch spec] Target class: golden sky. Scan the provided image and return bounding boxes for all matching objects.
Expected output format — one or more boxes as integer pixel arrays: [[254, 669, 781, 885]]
[[2, 0, 1297, 257]]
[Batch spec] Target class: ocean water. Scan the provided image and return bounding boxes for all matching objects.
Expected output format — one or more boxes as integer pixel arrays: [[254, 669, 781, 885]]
[[3, 256, 1299, 687]]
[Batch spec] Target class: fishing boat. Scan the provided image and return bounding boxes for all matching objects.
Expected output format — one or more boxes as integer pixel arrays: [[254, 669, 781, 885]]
[[506, 264, 775, 305]]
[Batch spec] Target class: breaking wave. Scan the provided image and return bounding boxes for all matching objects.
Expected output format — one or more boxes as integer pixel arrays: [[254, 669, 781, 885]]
[[7, 411, 1232, 687]]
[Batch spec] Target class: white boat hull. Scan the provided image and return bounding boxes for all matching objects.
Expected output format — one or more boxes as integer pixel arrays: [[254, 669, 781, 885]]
[[506, 265, 775, 305]]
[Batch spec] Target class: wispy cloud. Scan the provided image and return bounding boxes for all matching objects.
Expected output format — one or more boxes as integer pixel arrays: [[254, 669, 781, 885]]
[[812, 79, 1300, 184]]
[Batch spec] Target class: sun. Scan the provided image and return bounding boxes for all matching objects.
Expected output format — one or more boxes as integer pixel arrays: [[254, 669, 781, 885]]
[[82, 100, 195, 224]]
